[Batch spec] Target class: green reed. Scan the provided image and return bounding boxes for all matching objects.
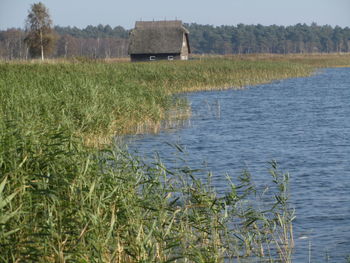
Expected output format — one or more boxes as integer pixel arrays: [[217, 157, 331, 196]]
[[0, 58, 314, 146], [0, 122, 294, 262], [2, 55, 347, 262]]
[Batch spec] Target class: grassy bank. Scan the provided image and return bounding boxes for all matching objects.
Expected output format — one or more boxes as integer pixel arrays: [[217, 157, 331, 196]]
[[1, 54, 349, 262]]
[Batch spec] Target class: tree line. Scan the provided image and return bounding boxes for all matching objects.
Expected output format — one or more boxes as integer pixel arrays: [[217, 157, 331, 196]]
[[186, 23, 350, 54], [0, 2, 349, 60], [0, 25, 129, 60]]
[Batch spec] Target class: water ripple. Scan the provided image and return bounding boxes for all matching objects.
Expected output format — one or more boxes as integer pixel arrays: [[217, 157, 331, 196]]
[[127, 68, 350, 262]]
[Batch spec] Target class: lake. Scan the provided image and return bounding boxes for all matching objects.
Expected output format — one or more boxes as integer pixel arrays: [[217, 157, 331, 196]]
[[125, 68, 350, 262]]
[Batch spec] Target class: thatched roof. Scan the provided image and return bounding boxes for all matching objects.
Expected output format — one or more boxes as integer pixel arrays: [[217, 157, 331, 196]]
[[128, 20, 190, 55]]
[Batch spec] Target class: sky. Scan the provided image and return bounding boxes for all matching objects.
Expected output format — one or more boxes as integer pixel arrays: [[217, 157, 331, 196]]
[[0, 0, 349, 30]]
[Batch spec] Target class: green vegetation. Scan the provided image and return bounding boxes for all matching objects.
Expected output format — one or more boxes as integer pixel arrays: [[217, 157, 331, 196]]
[[0, 125, 294, 262], [187, 23, 350, 54], [0, 57, 317, 145], [1, 55, 349, 262]]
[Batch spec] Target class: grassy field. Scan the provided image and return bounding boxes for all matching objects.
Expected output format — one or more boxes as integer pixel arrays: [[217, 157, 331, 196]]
[[1, 54, 349, 262]]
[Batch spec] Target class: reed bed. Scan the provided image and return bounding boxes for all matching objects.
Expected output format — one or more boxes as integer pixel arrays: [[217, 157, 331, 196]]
[[195, 53, 350, 68], [0, 125, 294, 262], [1, 54, 348, 262], [0, 58, 316, 145]]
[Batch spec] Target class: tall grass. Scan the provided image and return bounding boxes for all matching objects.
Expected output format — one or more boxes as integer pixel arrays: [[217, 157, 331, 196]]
[[195, 53, 350, 68], [1, 54, 348, 262], [0, 58, 316, 146], [0, 122, 294, 262]]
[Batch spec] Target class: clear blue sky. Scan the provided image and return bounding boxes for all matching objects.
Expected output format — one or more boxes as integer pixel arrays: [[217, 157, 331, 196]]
[[1, 0, 349, 30]]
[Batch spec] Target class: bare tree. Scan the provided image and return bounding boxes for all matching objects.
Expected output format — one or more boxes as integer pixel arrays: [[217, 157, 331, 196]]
[[0, 29, 27, 60]]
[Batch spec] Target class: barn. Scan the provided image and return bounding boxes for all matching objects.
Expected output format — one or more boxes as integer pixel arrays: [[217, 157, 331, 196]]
[[128, 20, 190, 62]]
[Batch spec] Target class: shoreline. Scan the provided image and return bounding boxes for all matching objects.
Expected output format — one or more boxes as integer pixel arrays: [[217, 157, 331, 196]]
[[3, 53, 350, 147], [1, 54, 350, 262]]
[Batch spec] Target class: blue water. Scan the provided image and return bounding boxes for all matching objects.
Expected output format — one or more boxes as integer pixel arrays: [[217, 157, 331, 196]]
[[125, 68, 350, 262]]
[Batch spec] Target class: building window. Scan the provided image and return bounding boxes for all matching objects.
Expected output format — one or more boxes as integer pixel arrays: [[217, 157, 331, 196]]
[[168, 56, 174, 61], [150, 56, 156, 61]]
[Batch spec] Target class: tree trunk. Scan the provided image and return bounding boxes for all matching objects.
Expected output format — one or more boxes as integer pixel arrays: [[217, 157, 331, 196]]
[[64, 40, 68, 58], [25, 46, 29, 60], [40, 29, 44, 60], [19, 34, 22, 59]]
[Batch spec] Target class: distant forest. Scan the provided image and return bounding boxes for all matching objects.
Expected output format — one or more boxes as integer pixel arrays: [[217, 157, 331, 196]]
[[1, 23, 350, 59]]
